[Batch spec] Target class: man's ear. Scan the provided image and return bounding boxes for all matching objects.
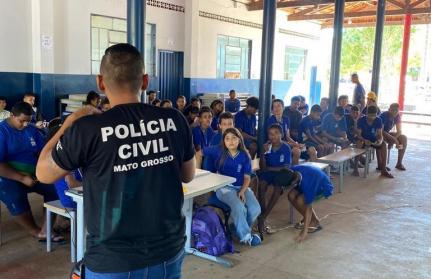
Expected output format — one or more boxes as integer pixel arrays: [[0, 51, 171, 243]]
[[142, 74, 149, 91], [96, 75, 106, 92]]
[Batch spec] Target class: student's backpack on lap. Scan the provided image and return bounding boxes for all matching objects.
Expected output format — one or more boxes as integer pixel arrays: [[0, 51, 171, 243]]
[[192, 206, 234, 256]]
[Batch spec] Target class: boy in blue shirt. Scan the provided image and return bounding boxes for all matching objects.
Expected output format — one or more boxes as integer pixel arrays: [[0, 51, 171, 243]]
[[0, 102, 61, 241], [210, 112, 234, 146], [380, 103, 407, 170], [321, 106, 350, 148], [225, 89, 241, 113], [299, 105, 333, 157], [298, 95, 309, 116], [320, 97, 331, 120], [235, 97, 259, 159], [282, 96, 303, 142], [351, 73, 366, 110], [287, 165, 333, 242], [357, 105, 393, 178], [210, 99, 224, 131], [338, 95, 352, 115], [192, 106, 215, 168]]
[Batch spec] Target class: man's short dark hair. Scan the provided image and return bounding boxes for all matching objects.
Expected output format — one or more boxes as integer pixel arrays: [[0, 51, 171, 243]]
[[390, 103, 400, 110], [184, 105, 199, 116], [338, 95, 348, 102], [160, 99, 172, 107], [101, 97, 110, 105], [320, 97, 329, 103], [246, 97, 259, 109], [0, 96, 6, 102], [24, 92, 36, 98], [190, 97, 200, 104], [11, 102, 33, 116], [272, 99, 284, 108], [100, 43, 144, 92], [291, 96, 301, 103], [269, 123, 283, 135], [210, 99, 223, 109], [310, 104, 322, 113], [177, 95, 185, 100], [351, 105, 360, 112], [199, 106, 212, 117], [86, 91, 100, 104], [229, 89, 235, 94], [334, 106, 345, 116], [219, 112, 234, 124], [351, 73, 358, 78], [367, 105, 378, 115], [147, 90, 157, 96], [298, 95, 305, 102], [152, 99, 161, 106]]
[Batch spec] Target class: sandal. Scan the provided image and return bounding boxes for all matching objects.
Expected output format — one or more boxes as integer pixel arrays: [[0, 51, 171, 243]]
[[294, 220, 304, 230], [37, 234, 66, 244], [308, 224, 323, 234], [380, 171, 394, 179], [395, 164, 406, 171]]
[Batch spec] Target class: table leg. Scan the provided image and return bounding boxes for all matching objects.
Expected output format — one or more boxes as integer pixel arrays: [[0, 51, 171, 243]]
[[182, 198, 233, 268], [70, 211, 76, 263], [339, 162, 344, 193], [364, 149, 370, 178], [76, 199, 85, 262], [47, 209, 51, 252], [288, 202, 294, 224]]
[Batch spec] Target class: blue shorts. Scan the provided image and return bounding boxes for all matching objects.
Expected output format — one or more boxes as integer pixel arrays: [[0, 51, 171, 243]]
[[0, 177, 58, 216], [258, 170, 278, 185], [244, 139, 257, 150], [54, 178, 76, 209]]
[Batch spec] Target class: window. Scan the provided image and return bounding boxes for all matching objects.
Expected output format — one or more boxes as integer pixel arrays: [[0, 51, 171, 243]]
[[217, 35, 251, 79], [284, 47, 307, 80], [91, 15, 156, 76]]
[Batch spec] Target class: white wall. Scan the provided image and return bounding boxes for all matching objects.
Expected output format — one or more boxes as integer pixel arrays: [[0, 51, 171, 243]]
[[0, 0, 33, 72]]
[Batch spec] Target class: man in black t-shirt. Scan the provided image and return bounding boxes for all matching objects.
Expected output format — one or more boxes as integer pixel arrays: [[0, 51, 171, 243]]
[[36, 44, 195, 278], [282, 96, 303, 142]]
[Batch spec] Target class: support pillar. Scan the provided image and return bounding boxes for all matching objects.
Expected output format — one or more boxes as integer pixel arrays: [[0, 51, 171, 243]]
[[371, 0, 386, 94], [328, 0, 345, 111], [398, 14, 412, 111], [257, 0, 277, 150]]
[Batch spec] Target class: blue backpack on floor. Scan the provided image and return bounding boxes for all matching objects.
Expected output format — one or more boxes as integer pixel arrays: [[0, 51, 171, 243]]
[[192, 206, 234, 256]]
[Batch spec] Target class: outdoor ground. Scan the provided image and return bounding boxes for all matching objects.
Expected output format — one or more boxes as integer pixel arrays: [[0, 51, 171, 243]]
[[0, 124, 430, 279]]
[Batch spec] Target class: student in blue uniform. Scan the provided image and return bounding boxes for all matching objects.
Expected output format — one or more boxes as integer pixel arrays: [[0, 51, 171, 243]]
[[298, 95, 309, 116], [203, 128, 261, 246], [0, 102, 61, 241], [352, 73, 366, 110], [192, 106, 215, 168], [283, 96, 303, 142], [299, 105, 333, 157], [357, 105, 393, 178], [287, 165, 333, 242], [176, 95, 187, 113], [338, 95, 352, 115], [257, 124, 293, 238], [234, 97, 259, 159], [361, 91, 381, 116], [190, 97, 201, 110], [380, 103, 407, 170], [210, 112, 234, 146], [210, 99, 224, 131], [320, 97, 331, 120], [225, 89, 241, 113], [321, 106, 350, 148], [183, 105, 200, 126], [23, 93, 44, 129]]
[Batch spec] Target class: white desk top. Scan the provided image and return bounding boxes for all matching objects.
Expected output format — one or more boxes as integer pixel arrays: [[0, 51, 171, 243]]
[[66, 171, 235, 200], [317, 147, 366, 163]]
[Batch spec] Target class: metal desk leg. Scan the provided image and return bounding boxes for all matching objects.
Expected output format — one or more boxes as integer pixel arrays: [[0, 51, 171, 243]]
[[339, 162, 344, 193], [70, 211, 76, 263], [183, 198, 233, 268], [47, 209, 52, 252], [364, 149, 370, 178], [76, 199, 85, 262], [288, 202, 294, 224]]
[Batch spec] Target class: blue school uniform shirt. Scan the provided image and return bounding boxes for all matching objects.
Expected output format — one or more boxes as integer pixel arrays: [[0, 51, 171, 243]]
[[225, 98, 241, 113], [265, 115, 290, 140], [320, 110, 331, 121], [235, 110, 257, 137], [357, 116, 383, 142], [298, 115, 320, 143], [54, 170, 82, 208], [292, 165, 333, 205], [192, 126, 215, 150], [210, 131, 222, 146], [264, 142, 291, 167], [299, 104, 309, 116], [203, 146, 251, 187], [379, 111, 400, 133], [353, 83, 365, 106], [0, 121, 45, 175], [321, 113, 347, 137], [211, 115, 219, 131]]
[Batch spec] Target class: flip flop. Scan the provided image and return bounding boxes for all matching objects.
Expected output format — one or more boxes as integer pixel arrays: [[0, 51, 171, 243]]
[[37, 234, 66, 244], [308, 224, 323, 234], [380, 171, 394, 179], [294, 221, 304, 230], [395, 164, 406, 171], [376, 167, 391, 171]]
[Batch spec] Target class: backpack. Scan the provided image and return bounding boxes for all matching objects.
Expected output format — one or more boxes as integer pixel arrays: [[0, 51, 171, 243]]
[[192, 206, 234, 256]]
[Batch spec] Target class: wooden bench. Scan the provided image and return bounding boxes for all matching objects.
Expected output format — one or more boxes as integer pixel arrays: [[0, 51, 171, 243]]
[[317, 147, 369, 193]]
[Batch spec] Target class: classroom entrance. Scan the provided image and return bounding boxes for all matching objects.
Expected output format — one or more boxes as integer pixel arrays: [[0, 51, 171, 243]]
[[158, 50, 184, 102]]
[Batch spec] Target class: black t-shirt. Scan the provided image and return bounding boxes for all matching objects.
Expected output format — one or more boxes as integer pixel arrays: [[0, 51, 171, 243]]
[[52, 103, 195, 273], [283, 106, 303, 141]]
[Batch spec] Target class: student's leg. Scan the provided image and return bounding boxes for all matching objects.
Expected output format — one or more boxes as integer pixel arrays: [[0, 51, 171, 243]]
[[244, 188, 261, 227], [396, 134, 407, 170], [216, 187, 252, 242], [261, 187, 283, 220], [31, 183, 61, 235], [353, 141, 364, 176], [316, 144, 325, 157], [377, 143, 393, 178], [307, 147, 317, 162], [287, 189, 319, 225], [248, 142, 258, 159], [291, 147, 300, 165], [257, 180, 268, 216]]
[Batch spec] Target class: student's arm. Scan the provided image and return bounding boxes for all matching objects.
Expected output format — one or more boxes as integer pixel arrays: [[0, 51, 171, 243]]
[[285, 129, 300, 147], [240, 130, 257, 141], [235, 99, 241, 112], [238, 174, 251, 202], [36, 106, 100, 183], [395, 121, 402, 137], [321, 130, 339, 142], [357, 128, 372, 146], [181, 158, 196, 183], [383, 130, 399, 145], [375, 128, 383, 145], [0, 163, 36, 187]]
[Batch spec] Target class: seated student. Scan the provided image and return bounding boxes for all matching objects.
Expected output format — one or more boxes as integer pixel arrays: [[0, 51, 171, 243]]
[[0, 96, 10, 121], [192, 106, 215, 167], [321, 106, 350, 148], [299, 105, 332, 158], [190, 97, 201, 110], [320, 97, 331, 120], [361, 91, 381, 115], [152, 99, 161, 107], [100, 97, 111, 112], [234, 97, 259, 159], [257, 124, 292, 237], [86, 91, 101, 108], [380, 103, 407, 170], [225, 89, 241, 113], [23, 93, 44, 128], [211, 112, 234, 146], [176, 95, 187, 113], [203, 128, 261, 246], [160, 99, 173, 108], [183, 105, 200, 126], [338, 95, 352, 115], [356, 105, 393, 178], [147, 90, 157, 104], [267, 99, 305, 165], [210, 99, 224, 131], [283, 96, 303, 142], [345, 105, 361, 143], [298, 95, 309, 116], [0, 102, 62, 241], [287, 165, 333, 242]]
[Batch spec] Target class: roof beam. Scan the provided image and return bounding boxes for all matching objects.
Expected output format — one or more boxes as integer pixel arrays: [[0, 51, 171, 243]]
[[410, 0, 428, 7], [288, 6, 431, 20], [247, 0, 369, 11], [386, 0, 406, 9]]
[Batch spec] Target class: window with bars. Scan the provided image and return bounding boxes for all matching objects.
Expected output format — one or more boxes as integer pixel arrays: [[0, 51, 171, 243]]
[[217, 35, 251, 79], [90, 15, 156, 76], [284, 47, 307, 81]]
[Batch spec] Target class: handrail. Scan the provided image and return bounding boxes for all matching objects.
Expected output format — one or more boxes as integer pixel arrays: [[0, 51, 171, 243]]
[[400, 111, 431, 117]]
